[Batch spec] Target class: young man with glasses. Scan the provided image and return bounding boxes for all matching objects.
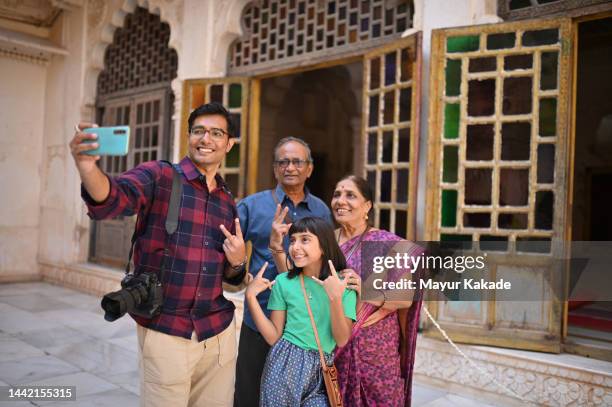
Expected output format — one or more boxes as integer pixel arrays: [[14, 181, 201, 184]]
[[234, 137, 332, 407], [70, 102, 246, 407]]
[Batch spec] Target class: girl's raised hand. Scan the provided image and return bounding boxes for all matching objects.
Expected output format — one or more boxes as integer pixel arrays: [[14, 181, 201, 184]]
[[312, 260, 347, 301], [245, 262, 275, 299]]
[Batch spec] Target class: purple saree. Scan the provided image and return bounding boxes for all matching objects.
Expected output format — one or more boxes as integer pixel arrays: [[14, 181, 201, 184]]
[[335, 229, 423, 407]]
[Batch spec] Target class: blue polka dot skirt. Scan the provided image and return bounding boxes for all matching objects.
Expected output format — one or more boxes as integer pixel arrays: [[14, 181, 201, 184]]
[[260, 338, 334, 407]]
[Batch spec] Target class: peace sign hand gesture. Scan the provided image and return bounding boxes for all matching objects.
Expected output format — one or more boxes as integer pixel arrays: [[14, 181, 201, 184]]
[[220, 218, 246, 267], [312, 260, 347, 301], [245, 262, 275, 299], [270, 204, 291, 251]]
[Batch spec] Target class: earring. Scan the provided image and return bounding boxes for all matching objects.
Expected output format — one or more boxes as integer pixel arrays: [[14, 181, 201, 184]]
[[365, 214, 369, 220]]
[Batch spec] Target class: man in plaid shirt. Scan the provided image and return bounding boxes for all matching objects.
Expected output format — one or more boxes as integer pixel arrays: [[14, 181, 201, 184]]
[[70, 102, 246, 407]]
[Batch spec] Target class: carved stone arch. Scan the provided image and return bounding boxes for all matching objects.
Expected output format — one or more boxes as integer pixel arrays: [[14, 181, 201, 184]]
[[211, 0, 250, 74], [82, 0, 183, 116]]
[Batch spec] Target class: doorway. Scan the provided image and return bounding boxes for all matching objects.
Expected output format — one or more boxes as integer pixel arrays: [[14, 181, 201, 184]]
[[256, 62, 363, 205], [567, 16, 612, 360]]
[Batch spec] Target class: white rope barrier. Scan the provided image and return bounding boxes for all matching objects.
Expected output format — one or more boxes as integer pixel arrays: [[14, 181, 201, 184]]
[[422, 305, 528, 403]]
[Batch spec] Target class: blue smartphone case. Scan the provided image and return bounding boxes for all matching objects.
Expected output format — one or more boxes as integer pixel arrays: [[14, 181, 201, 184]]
[[83, 126, 130, 156]]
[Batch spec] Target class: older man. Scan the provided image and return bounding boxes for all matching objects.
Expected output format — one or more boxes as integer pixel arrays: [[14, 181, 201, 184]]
[[234, 137, 332, 407]]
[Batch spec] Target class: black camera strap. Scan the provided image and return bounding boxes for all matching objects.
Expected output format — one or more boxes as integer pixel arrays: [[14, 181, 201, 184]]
[[124, 161, 182, 276]]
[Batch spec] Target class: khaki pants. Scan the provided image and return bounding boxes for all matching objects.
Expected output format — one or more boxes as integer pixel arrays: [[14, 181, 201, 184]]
[[137, 319, 237, 407]]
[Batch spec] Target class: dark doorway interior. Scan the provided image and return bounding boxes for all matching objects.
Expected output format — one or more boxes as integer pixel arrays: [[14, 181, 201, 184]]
[[257, 63, 362, 206], [568, 17, 612, 358]]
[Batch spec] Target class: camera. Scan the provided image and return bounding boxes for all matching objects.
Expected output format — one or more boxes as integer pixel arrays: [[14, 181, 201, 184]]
[[101, 272, 164, 322]]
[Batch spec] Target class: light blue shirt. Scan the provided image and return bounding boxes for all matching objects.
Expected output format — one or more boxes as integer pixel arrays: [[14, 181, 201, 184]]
[[237, 184, 333, 331]]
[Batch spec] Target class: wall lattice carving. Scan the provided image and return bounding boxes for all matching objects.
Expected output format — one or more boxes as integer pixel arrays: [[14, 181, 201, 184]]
[[96, 6, 177, 97], [230, 0, 413, 70]]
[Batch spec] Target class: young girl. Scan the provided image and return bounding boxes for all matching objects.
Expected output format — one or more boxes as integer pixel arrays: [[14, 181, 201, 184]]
[[246, 217, 356, 406]]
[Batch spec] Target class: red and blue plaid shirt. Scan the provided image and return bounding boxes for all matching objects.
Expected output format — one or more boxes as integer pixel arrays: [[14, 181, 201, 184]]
[[82, 157, 239, 341]]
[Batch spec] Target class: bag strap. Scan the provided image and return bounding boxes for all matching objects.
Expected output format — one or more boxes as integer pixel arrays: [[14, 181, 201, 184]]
[[300, 274, 329, 371], [165, 164, 182, 235], [124, 161, 182, 275], [270, 189, 293, 223]]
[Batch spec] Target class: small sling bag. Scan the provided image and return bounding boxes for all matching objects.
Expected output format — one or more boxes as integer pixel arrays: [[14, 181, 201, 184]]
[[299, 275, 343, 407]]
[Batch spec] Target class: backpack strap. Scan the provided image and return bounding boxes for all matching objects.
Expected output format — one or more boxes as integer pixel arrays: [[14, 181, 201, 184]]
[[124, 160, 182, 275], [165, 163, 182, 235]]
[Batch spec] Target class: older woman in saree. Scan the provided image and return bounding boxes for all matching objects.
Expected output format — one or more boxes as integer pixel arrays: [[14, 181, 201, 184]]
[[330, 175, 423, 407], [269, 175, 424, 407]]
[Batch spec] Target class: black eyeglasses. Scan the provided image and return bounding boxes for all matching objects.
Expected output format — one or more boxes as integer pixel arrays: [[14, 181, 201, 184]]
[[190, 126, 229, 140], [274, 159, 311, 169]]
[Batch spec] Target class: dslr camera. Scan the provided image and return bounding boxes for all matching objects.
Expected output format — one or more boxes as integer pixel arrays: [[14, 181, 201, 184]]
[[101, 272, 163, 322]]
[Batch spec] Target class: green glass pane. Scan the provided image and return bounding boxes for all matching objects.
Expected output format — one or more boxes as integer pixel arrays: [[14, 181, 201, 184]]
[[226, 144, 240, 167], [443, 146, 458, 183], [441, 189, 458, 227], [229, 84, 242, 108], [444, 103, 460, 139], [447, 35, 479, 53], [539, 98, 557, 137], [445, 59, 461, 96]]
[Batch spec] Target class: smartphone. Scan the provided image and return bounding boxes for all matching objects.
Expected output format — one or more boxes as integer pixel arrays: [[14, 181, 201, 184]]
[[82, 126, 130, 156]]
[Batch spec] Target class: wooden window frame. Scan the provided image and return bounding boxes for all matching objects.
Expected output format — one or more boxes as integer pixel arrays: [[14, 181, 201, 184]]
[[424, 17, 573, 353]]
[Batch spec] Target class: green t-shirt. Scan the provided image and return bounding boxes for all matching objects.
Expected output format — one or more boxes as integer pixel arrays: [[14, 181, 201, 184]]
[[267, 272, 357, 354]]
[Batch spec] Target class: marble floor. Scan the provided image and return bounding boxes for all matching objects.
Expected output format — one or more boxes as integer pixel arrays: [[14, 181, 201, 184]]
[[0, 282, 500, 406]]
